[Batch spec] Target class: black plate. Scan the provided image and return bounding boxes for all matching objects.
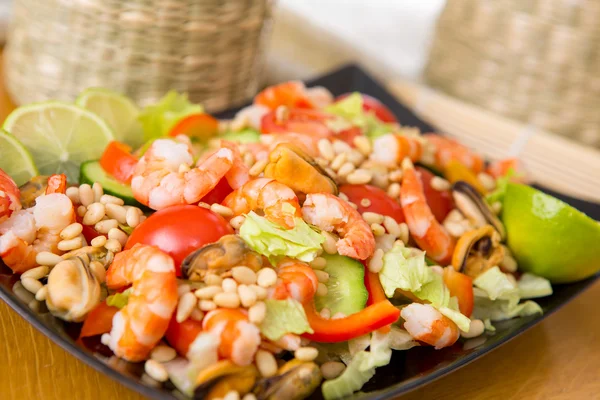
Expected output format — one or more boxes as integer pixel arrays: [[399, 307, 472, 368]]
[[1, 65, 599, 400]]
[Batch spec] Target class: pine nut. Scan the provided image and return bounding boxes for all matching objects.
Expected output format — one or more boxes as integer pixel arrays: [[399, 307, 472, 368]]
[[229, 215, 246, 230], [190, 308, 205, 322], [322, 232, 338, 254], [353, 136, 372, 156], [177, 284, 191, 297], [232, 266, 257, 285], [444, 221, 465, 237], [295, 346, 318, 362], [257, 268, 277, 288], [77, 205, 87, 217], [347, 150, 365, 165], [210, 203, 233, 218], [337, 162, 355, 177], [387, 182, 401, 198], [60, 223, 83, 240], [83, 203, 106, 226], [316, 282, 328, 297], [319, 307, 331, 319], [332, 140, 352, 154], [213, 292, 241, 308], [324, 168, 337, 180], [255, 350, 277, 377], [105, 203, 128, 224], [362, 212, 384, 225], [100, 194, 124, 206], [330, 153, 347, 171], [243, 393, 257, 400], [371, 223, 386, 236], [21, 278, 43, 294], [491, 201, 502, 214], [389, 169, 403, 182], [314, 270, 329, 283], [309, 256, 327, 269], [346, 169, 372, 184], [360, 198, 371, 207], [348, 202, 358, 209], [250, 284, 268, 300], [36, 252, 63, 266], [224, 390, 240, 400], [126, 207, 141, 228], [243, 153, 255, 168], [195, 286, 223, 299], [144, 360, 168, 382], [477, 172, 496, 192], [21, 266, 49, 280], [222, 278, 238, 293], [151, 345, 177, 363], [399, 223, 409, 244], [368, 249, 384, 273], [338, 192, 349, 201], [66, 186, 80, 204], [176, 292, 197, 323], [321, 361, 346, 380], [91, 235, 107, 248], [248, 301, 266, 323], [431, 176, 451, 191], [105, 238, 122, 253], [108, 228, 128, 247], [249, 158, 268, 177], [58, 237, 83, 251], [35, 285, 48, 302], [95, 219, 119, 234], [199, 300, 217, 311], [318, 139, 335, 161], [383, 216, 401, 238], [78, 184, 94, 207], [90, 261, 106, 283], [92, 182, 104, 203], [205, 274, 223, 286], [461, 319, 485, 338], [238, 284, 257, 308]]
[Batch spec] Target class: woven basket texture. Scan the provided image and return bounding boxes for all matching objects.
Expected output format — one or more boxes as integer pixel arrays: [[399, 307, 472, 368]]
[[4, 0, 274, 112], [425, 0, 600, 148]]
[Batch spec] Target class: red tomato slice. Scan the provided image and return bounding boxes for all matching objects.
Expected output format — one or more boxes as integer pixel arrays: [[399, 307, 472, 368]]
[[415, 167, 454, 223], [79, 301, 119, 339], [336, 93, 398, 123], [165, 316, 203, 357], [443, 267, 474, 317], [260, 108, 332, 137], [168, 113, 219, 140], [339, 184, 405, 223], [201, 178, 233, 205], [125, 205, 233, 276], [100, 141, 139, 184], [333, 127, 362, 147], [76, 214, 104, 243]]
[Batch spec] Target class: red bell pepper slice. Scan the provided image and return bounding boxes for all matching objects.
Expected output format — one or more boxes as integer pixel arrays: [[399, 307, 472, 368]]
[[443, 267, 474, 317], [364, 270, 392, 333], [168, 113, 219, 140], [78, 301, 119, 340], [100, 141, 138, 184]]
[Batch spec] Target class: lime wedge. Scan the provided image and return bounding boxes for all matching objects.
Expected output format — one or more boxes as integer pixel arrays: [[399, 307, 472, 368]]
[[502, 183, 600, 283], [0, 129, 38, 186], [3, 102, 115, 183], [76, 88, 143, 149]]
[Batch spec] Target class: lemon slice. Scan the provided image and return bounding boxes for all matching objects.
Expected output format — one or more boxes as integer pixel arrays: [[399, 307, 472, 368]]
[[0, 129, 38, 186], [76, 88, 143, 149], [3, 102, 114, 183]]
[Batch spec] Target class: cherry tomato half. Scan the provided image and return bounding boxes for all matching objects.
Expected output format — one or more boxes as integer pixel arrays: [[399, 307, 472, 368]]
[[125, 205, 233, 276], [339, 184, 405, 223], [201, 178, 234, 205], [168, 113, 219, 140], [99, 141, 138, 184], [416, 166, 454, 223], [165, 316, 203, 357], [336, 93, 398, 123], [333, 126, 362, 147]]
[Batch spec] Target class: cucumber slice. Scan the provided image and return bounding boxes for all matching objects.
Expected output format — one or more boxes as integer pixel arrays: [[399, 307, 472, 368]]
[[315, 254, 368, 316], [79, 160, 141, 206]]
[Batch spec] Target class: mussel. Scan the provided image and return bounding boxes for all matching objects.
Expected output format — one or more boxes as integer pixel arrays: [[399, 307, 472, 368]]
[[451, 225, 505, 277], [253, 360, 322, 400], [19, 175, 49, 208], [264, 143, 338, 195], [194, 360, 259, 400], [182, 235, 264, 281], [452, 181, 505, 240], [45, 253, 102, 322]]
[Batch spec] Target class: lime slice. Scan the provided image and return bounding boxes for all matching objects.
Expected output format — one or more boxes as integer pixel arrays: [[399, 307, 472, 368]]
[[502, 183, 600, 283], [76, 88, 143, 149], [3, 102, 115, 183], [0, 129, 38, 186]]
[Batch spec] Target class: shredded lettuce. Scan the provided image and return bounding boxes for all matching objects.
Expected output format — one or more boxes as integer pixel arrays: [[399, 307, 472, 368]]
[[239, 211, 324, 264], [483, 319, 496, 333], [473, 266, 519, 304], [259, 299, 313, 341], [379, 244, 432, 297], [413, 273, 450, 308], [517, 273, 553, 299], [219, 128, 260, 143], [138, 90, 203, 141], [389, 326, 419, 350], [322, 332, 392, 400], [106, 288, 132, 309], [485, 168, 524, 205]]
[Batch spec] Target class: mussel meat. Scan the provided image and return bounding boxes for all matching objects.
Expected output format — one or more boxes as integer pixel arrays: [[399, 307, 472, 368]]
[[19, 175, 49, 208], [452, 181, 505, 240], [253, 360, 322, 400], [451, 225, 504, 277], [194, 360, 258, 400]]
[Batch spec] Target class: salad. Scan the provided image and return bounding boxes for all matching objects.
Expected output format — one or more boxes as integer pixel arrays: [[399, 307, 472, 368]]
[[0, 81, 599, 400]]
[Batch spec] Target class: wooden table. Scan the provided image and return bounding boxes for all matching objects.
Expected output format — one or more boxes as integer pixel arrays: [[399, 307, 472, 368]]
[[1, 63, 600, 400]]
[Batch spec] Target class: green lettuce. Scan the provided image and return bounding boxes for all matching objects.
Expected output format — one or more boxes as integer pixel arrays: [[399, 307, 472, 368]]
[[379, 244, 433, 297], [106, 288, 132, 309], [473, 266, 519, 304], [485, 167, 524, 205], [138, 90, 203, 141], [239, 211, 324, 264], [260, 299, 313, 341], [483, 319, 496, 333], [517, 273, 553, 299], [219, 128, 260, 143]]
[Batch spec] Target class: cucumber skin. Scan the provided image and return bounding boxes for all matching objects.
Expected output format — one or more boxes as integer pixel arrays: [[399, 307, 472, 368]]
[[79, 161, 145, 208]]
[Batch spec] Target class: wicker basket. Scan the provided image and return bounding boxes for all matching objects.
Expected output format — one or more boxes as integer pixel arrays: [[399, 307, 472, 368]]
[[4, 0, 274, 111], [425, 0, 600, 148]]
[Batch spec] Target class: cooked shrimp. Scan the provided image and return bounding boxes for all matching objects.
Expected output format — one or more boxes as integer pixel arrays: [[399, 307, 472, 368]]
[[305, 86, 334, 109], [131, 139, 236, 210], [301, 193, 375, 260], [370, 134, 422, 167], [216, 140, 250, 189], [0, 193, 74, 273], [104, 244, 178, 362], [260, 133, 321, 158], [400, 160, 455, 265], [254, 81, 315, 110], [222, 178, 301, 229], [401, 303, 459, 349], [0, 168, 21, 222], [202, 308, 261, 366], [424, 134, 484, 174], [270, 260, 318, 304], [46, 174, 67, 194]]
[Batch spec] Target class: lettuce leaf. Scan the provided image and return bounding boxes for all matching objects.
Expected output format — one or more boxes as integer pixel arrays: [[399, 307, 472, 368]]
[[379, 244, 433, 297], [239, 211, 324, 264], [517, 273, 553, 299], [259, 299, 313, 341], [473, 297, 542, 321], [138, 90, 203, 141], [485, 168, 523, 205], [106, 288, 132, 309], [473, 266, 519, 305], [483, 318, 496, 333]]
